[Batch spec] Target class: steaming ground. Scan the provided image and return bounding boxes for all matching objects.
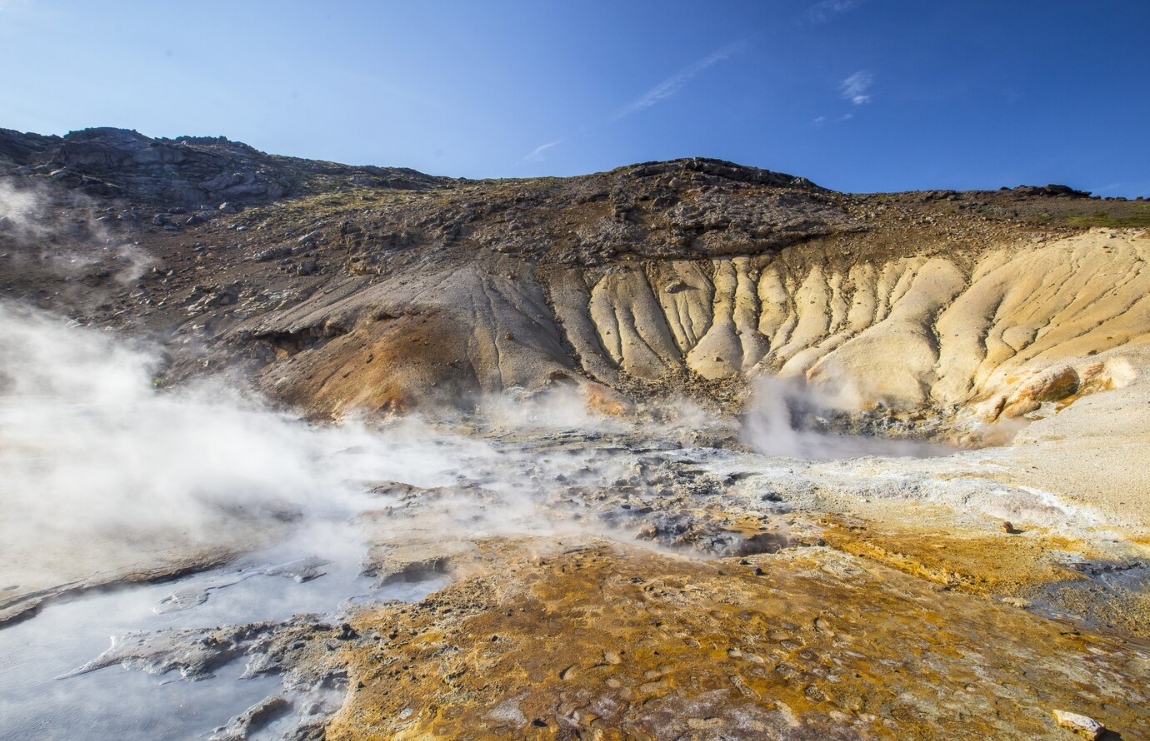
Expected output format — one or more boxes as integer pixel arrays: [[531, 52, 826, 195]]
[[0, 303, 539, 620], [3, 304, 1150, 739], [0, 300, 1143, 614], [738, 377, 956, 459], [0, 304, 702, 620]]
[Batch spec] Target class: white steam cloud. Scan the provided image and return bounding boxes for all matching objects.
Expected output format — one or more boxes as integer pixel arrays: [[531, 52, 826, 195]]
[[0, 303, 525, 589], [0, 304, 652, 598], [0, 179, 41, 234], [738, 377, 949, 460], [0, 178, 155, 289]]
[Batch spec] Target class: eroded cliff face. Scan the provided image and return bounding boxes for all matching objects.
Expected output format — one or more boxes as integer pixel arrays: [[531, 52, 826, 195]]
[[237, 226, 1148, 447], [565, 231, 1147, 426]]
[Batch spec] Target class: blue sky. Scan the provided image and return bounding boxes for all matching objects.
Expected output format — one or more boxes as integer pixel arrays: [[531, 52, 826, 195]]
[[2, 1, 1148, 195]]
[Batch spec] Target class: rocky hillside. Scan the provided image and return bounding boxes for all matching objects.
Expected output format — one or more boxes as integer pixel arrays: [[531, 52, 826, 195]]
[[2, 127, 1149, 443], [0, 126, 445, 206]]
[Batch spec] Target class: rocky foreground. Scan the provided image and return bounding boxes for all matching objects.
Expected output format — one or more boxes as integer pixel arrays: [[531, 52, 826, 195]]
[[2, 127, 1150, 739]]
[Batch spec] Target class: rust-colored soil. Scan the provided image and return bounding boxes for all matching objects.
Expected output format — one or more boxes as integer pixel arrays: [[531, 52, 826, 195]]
[[330, 538, 1150, 740]]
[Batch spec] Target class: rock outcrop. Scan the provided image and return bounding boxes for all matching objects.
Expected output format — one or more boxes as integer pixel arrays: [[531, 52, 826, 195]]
[[0, 126, 447, 206]]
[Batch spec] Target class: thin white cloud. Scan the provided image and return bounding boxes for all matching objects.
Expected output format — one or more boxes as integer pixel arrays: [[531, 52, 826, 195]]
[[803, 0, 866, 23], [811, 116, 827, 127], [517, 138, 565, 166], [616, 41, 744, 119], [840, 70, 873, 105]]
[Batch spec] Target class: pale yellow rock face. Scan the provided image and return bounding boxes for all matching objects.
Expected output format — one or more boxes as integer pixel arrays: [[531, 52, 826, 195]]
[[552, 229, 1149, 420]]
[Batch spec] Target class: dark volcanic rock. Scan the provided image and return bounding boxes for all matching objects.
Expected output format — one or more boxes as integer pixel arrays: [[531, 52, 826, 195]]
[[1010, 183, 1092, 198], [0, 126, 449, 206]]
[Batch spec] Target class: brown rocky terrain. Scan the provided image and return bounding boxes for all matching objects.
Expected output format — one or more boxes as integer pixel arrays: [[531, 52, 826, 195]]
[[3, 127, 1150, 739], [5, 128, 1147, 434]]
